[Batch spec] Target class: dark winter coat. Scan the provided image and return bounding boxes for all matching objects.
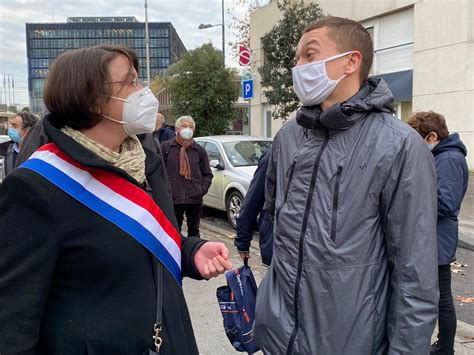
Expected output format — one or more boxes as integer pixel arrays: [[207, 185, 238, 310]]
[[153, 124, 176, 143], [0, 115, 205, 354], [254, 79, 439, 354], [0, 141, 18, 177], [161, 138, 213, 205], [432, 133, 469, 265], [235, 150, 274, 266]]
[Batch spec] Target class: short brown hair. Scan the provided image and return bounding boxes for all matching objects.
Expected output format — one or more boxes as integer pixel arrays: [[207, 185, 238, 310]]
[[408, 111, 449, 140], [303, 16, 373, 85], [44, 45, 139, 129]]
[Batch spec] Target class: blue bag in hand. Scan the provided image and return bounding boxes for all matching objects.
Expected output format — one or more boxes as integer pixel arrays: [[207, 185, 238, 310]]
[[216, 258, 260, 354]]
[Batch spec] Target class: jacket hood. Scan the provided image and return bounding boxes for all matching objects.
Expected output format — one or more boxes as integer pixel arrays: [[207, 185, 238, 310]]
[[296, 78, 394, 131], [433, 133, 467, 157]]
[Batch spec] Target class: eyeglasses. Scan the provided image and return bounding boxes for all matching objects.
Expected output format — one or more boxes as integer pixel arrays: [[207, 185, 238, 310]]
[[103, 78, 142, 88]]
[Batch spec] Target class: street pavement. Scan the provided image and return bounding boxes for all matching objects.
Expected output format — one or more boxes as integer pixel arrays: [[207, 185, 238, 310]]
[[183, 221, 474, 354]]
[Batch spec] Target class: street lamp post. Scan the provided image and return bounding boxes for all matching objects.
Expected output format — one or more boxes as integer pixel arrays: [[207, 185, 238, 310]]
[[198, 0, 225, 65], [144, 0, 151, 85]]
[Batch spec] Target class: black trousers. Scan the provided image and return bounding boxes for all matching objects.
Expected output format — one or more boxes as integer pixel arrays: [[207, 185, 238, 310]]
[[174, 204, 202, 238], [435, 264, 456, 354]]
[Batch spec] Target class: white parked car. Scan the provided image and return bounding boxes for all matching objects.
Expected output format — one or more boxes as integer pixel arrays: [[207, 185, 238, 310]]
[[195, 135, 272, 228]]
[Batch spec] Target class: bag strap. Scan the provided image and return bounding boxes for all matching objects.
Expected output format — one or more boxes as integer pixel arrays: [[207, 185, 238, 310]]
[[151, 265, 163, 354]]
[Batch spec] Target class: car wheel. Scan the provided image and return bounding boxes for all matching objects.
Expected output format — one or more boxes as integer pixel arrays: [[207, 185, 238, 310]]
[[226, 190, 243, 229]]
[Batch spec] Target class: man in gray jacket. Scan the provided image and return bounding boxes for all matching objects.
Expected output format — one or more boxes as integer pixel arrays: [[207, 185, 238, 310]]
[[253, 16, 439, 354]]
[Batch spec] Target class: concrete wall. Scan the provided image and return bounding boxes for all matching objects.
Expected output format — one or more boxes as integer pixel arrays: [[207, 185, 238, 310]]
[[249, 0, 473, 167], [412, 0, 474, 168]]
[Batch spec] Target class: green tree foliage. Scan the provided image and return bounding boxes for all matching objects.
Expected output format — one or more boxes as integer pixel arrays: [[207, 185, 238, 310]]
[[164, 43, 239, 136], [259, 0, 324, 120]]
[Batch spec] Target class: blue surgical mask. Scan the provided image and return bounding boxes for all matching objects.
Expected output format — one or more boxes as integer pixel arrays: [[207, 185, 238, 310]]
[[427, 143, 435, 151], [8, 128, 22, 143]]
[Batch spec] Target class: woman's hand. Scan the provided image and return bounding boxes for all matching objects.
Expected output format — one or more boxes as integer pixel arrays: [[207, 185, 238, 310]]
[[194, 242, 232, 279]]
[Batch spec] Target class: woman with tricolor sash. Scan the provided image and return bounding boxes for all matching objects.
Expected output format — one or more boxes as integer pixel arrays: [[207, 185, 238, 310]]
[[0, 45, 232, 354]]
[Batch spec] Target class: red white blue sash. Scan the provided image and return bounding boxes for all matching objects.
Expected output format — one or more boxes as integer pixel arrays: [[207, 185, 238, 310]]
[[21, 143, 182, 286]]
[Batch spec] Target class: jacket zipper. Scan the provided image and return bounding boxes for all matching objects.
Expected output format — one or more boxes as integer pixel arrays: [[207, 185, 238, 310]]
[[330, 166, 343, 243], [275, 158, 297, 221], [286, 128, 330, 355]]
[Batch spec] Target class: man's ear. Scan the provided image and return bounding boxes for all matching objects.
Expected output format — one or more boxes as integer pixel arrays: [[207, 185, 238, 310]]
[[344, 51, 362, 76]]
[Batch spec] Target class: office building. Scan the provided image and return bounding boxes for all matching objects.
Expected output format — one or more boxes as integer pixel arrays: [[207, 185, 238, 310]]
[[26, 16, 186, 114]]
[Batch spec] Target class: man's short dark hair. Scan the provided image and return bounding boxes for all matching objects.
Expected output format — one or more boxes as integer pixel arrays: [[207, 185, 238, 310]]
[[43, 45, 139, 130], [408, 111, 449, 140], [14, 111, 39, 130], [303, 16, 373, 85]]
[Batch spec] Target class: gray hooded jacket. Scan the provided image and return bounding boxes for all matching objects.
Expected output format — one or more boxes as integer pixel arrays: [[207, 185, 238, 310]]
[[254, 79, 438, 355]]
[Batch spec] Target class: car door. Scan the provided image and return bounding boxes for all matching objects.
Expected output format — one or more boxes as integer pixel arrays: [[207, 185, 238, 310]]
[[202, 141, 225, 210]]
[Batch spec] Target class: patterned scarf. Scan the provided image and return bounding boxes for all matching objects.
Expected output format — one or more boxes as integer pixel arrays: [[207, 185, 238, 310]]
[[61, 126, 146, 183], [175, 135, 194, 180]]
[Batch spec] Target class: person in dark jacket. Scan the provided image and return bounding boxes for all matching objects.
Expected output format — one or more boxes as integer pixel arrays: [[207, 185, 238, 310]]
[[161, 116, 213, 238], [408, 111, 469, 355], [254, 17, 438, 355], [0, 111, 38, 177], [0, 45, 232, 354], [153, 112, 176, 143], [235, 149, 274, 266]]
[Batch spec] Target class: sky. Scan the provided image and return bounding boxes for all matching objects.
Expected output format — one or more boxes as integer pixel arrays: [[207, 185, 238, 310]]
[[0, 0, 250, 107]]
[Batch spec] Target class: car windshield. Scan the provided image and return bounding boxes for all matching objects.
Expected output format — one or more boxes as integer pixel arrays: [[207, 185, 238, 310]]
[[222, 140, 272, 167]]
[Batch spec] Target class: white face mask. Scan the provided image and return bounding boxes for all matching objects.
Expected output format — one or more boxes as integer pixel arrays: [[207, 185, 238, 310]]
[[179, 127, 194, 140], [292, 51, 352, 106], [101, 86, 159, 135]]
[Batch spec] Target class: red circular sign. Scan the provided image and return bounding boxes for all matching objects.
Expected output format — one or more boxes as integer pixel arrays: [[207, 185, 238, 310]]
[[239, 45, 252, 66]]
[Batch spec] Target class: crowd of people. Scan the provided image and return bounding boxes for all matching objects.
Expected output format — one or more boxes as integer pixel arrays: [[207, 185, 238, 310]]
[[0, 15, 469, 355]]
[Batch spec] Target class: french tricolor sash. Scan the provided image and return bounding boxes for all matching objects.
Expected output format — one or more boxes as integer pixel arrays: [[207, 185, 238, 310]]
[[20, 143, 183, 286]]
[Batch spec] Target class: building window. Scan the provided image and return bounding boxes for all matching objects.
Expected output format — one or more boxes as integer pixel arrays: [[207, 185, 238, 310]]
[[362, 8, 414, 75], [263, 104, 272, 138]]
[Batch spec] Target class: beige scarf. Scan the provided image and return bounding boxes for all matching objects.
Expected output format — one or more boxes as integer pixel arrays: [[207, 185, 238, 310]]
[[61, 126, 146, 183]]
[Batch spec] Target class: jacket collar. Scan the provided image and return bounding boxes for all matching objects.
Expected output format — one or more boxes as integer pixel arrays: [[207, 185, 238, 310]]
[[296, 78, 394, 131], [169, 138, 199, 149]]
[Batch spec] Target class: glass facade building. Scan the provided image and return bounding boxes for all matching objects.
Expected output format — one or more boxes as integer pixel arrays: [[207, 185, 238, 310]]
[[26, 17, 186, 115]]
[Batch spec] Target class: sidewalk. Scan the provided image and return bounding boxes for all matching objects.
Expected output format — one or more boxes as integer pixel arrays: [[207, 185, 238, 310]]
[[190, 220, 474, 354]]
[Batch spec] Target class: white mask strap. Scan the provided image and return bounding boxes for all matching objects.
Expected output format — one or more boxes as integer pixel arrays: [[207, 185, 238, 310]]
[[322, 51, 353, 63], [100, 114, 126, 125]]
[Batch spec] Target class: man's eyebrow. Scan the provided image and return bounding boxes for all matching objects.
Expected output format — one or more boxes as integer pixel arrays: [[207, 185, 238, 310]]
[[303, 38, 320, 48]]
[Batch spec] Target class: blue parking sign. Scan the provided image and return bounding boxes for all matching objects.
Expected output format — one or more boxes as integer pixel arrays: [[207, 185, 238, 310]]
[[242, 79, 253, 99]]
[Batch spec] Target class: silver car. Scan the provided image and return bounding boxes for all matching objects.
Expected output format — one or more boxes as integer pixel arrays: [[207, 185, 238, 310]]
[[195, 135, 272, 228]]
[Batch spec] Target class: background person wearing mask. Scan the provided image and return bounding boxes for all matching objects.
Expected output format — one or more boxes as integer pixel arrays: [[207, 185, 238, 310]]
[[153, 112, 175, 143], [161, 116, 213, 238], [408, 111, 469, 355], [0, 112, 38, 176], [254, 16, 438, 355]]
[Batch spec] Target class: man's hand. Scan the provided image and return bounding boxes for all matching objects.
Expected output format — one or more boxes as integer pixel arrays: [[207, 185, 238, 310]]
[[194, 242, 233, 279], [239, 251, 250, 260]]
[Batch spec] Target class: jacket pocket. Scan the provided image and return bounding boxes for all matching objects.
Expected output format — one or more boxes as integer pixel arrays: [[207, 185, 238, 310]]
[[330, 165, 343, 243], [275, 158, 297, 222]]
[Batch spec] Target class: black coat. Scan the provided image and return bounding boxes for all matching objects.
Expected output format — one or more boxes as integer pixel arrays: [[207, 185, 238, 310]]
[[0, 115, 205, 354], [161, 139, 213, 205], [235, 150, 274, 266], [0, 140, 18, 177]]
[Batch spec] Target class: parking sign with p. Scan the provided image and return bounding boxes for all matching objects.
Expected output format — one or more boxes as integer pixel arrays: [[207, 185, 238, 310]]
[[242, 79, 253, 100]]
